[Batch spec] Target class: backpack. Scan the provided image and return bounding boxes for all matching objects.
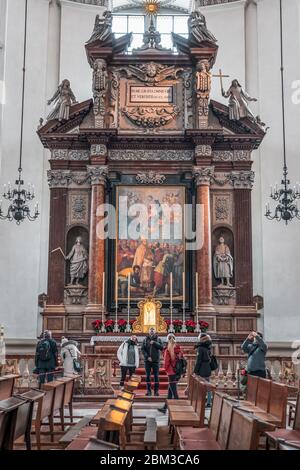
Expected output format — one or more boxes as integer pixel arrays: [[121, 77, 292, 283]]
[[175, 356, 187, 380], [37, 339, 51, 362]]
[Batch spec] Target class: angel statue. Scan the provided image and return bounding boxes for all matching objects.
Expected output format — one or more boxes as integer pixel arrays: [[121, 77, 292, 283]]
[[188, 10, 217, 46], [47, 79, 77, 122], [213, 237, 234, 288], [222, 79, 258, 122], [66, 237, 88, 285], [86, 11, 112, 44]]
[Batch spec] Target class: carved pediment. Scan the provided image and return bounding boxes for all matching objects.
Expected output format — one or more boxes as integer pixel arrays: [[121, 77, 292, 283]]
[[118, 63, 184, 86], [122, 105, 180, 129]]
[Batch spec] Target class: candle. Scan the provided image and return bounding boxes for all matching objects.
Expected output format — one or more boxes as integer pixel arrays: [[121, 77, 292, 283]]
[[102, 272, 105, 307], [115, 272, 118, 323], [182, 271, 186, 324], [195, 272, 199, 308], [127, 273, 131, 323]]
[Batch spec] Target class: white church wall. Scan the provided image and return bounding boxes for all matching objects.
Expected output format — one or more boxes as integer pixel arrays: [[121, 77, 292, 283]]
[[0, 0, 50, 341]]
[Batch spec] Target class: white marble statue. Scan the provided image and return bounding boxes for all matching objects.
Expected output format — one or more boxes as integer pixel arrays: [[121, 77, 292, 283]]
[[213, 237, 234, 287]]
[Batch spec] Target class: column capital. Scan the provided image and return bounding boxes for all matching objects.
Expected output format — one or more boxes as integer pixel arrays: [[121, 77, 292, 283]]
[[87, 165, 108, 185], [47, 170, 89, 188], [231, 170, 255, 189], [193, 166, 215, 186]]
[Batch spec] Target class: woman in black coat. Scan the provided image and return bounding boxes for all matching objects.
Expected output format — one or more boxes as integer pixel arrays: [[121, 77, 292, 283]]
[[194, 333, 212, 406]]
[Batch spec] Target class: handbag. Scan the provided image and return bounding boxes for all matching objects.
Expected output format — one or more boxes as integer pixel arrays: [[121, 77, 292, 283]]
[[210, 354, 219, 371], [67, 347, 81, 373]]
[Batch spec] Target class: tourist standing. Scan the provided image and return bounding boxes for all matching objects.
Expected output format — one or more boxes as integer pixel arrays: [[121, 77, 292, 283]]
[[60, 337, 81, 377], [241, 331, 267, 378], [142, 327, 163, 396], [194, 333, 213, 407], [35, 330, 58, 386], [159, 334, 183, 414], [117, 335, 139, 387]]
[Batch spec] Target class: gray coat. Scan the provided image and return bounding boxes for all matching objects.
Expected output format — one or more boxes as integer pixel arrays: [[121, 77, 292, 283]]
[[241, 336, 267, 373]]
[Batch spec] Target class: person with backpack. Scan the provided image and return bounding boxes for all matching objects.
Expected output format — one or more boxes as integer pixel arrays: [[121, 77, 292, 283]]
[[141, 327, 163, 396], [194, 333, 213, 407], [158, 334, 185, 414], [60, 337, 81, 377], [35, 330, 58, 386]]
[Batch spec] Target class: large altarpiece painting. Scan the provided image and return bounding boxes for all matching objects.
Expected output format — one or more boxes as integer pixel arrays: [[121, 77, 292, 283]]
[[116, 186, 185, 302]]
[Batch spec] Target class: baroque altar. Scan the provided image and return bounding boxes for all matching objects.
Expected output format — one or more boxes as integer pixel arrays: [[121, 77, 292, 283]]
[[37, 6, 266, 356]]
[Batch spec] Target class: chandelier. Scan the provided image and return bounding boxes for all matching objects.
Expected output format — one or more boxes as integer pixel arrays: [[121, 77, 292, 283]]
[[0, 0, 39, 225], [265, 0, 300, 224]]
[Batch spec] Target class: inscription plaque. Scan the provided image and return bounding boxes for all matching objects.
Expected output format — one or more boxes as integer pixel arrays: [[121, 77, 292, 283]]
[[130, 86, 173, 103]]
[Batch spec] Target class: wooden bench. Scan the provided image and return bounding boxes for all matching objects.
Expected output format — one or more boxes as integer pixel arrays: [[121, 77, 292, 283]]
[[59, 416, 93, 448], [31, 387, 55, 449], [97, 407, 129, 450], [277, 439, 300, 450], [265, 391, 300, 449], [0, 396, 31, 450], [42, 380, 66, 439], [0, 374, 18, 400], [56, 376, 76, 423], [167, 374, 198, 409], [144, 417, 157, 451], [169, 379, 207, 430], [13, 389, 45, 450]]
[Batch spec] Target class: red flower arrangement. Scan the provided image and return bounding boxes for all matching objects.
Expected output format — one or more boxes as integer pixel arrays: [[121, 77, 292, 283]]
[[92, 319, 103, 334], [199, 320, 209, 332], [185, 320, 196, 333], [104, 319, 115, 333], [165, 320, 171, 328], [173, 319, 183, 333], [118, 318, 127, 333]]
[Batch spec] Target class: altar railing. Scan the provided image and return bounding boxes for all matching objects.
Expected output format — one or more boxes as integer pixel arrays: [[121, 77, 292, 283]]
[[1, 353, 299, 394]]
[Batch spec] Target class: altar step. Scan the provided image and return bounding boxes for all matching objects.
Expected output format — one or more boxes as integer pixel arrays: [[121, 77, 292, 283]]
[[134, 367, 169, 391]]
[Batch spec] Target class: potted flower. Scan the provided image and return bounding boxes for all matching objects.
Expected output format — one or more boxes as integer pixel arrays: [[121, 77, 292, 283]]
[[104, 319, 115, 333], [129, 319, 135, 331], [92, 319, 103, 335], [199, 320, 209, 333], [173, 319, 183, 333], [118, 318, 127, 333], [166, 320, 171, 331], [185, 320, 196, 333]]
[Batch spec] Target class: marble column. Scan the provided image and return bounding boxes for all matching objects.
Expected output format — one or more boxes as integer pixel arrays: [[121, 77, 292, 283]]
[[86, 165, 108, 312], [232, 171, 255, 305], [194, 167, 215, 311]]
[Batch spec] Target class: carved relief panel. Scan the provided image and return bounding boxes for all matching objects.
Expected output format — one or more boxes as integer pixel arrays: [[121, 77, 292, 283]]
[[115, 63, 185, 133], [212, 192, 233, 227], [68, 191, 90, 226]]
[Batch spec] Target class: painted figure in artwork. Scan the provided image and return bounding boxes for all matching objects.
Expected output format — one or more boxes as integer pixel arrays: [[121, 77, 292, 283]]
[[213, 237, 234, 287], [47, 79, 77, 122], [222, 79, 257, 121], [66, 237, 88, 285]]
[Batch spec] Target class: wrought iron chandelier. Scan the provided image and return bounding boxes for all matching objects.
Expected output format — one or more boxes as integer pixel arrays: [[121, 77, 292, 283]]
[[265, 0, 300, 224], [0, 0, 39, 225]]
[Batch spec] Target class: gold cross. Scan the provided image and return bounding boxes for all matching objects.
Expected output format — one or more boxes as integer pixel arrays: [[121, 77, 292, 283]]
[[213, 69, 230, 92]]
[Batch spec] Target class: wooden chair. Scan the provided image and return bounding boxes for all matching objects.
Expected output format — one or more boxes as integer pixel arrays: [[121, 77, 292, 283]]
[[166, 374, 197, 408], [227, 408, 260, 450], [243, 375, 259, 407], [238, 377, 271, 414], [265, 392, 300, 449], [176, 391, 226, 446]]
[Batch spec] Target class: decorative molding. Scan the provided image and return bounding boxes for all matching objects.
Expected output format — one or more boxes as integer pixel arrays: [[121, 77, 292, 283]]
[[213, 287, 236, 306], [136, 171, 166, 185], [193, 166, 215, 186], [212, 193, 233, 226], [119, 63, 184, 86], [51, 149, 90, 161], [213, 150, 234, 161], [122, 106, 180, 129], [108, 149, 193, 161], [234, 150, 251, 161], [64, 286, 88, 306], [90, 144, 107, 157], [68, 191, 89, 225], [87, 165, 108, 185], [195, 144, 212, 158]]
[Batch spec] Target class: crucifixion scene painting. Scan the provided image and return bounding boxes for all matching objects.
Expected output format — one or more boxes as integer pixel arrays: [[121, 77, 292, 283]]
[[0, 0, 299, 460]]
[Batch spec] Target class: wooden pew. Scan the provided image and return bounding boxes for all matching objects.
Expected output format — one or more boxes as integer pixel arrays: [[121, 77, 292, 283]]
[[227, 408, 261, 450], [265, 392, 300, 449], [0, 396, 30, 450], [31, 387, 55, 450], [169, 379, 207, 429], [116, 391, 134, 402], [242, 375, 259, 407], [97, 407, 129, 450], [254, 381, 288, 427], [144, 417, 157, 451], [124, 379, 140, 393], [277, 439, 300, 451], [13, 389, 45, 450], [167, 374, 197, 408], [176, 391, 226, 446], [179, 398, 236, 451], [84, 437, 119, 450], [57, 376, 75, 423], [42, 380, 66, 439], [59, 416, 93, 449], [0, 375, 18, 400]]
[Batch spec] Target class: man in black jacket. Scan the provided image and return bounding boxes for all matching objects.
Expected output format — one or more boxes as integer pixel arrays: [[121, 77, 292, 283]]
[[35, 330, 58, 386], [142, 327, 163, 396]]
